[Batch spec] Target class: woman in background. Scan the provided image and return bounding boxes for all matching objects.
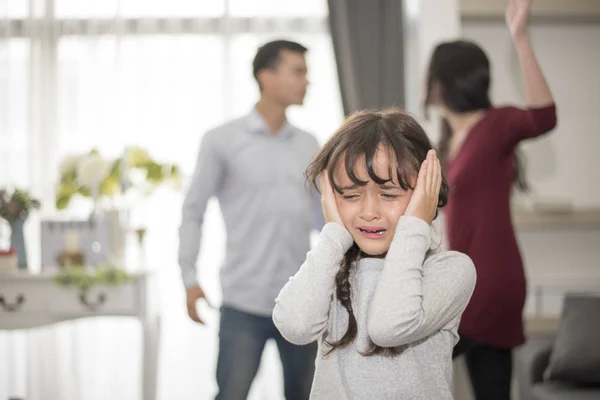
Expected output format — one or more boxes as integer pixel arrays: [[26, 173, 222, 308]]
[[423, 0, 557, 398]]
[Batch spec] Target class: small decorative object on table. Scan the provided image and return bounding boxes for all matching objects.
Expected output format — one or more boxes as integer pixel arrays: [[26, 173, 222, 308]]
[[55, 229, 86, 267], [0, 187, 41, 269], [41, 218, 112, 269], [0, 248, 17, 274]]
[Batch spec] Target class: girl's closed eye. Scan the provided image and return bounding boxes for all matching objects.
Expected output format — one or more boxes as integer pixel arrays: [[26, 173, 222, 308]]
[[381, 188, 408, 200], [342, 193, 360, 200]]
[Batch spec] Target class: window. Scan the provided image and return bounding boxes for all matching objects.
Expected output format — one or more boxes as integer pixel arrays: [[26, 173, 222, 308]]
[[0, 0, 342, 190], [0, 2, 341, 399], [0, 39, 29, 185]]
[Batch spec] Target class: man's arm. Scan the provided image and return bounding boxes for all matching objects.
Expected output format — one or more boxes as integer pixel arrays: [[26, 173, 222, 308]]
[[178, 131, 225, 288]]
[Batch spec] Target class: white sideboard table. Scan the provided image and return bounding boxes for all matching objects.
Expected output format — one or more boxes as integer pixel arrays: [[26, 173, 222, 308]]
[[0, 271, 160, 400]]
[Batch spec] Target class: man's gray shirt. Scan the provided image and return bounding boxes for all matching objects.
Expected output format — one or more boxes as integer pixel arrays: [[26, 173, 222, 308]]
[[178, 109, 324, 316]]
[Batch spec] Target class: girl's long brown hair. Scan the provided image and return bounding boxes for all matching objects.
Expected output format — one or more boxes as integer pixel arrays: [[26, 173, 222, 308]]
[[306, 108, 449, 356]]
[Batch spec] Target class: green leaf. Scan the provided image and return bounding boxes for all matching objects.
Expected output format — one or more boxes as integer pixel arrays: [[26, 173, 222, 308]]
[[60, 168, 77, 185], [77, 186, 92, 197], [56, 195, 70, 210], [100, 176, 120, 196], [108, 158, 122, 180], [52, 265, 134, 292], [144, 161, 165, 183]]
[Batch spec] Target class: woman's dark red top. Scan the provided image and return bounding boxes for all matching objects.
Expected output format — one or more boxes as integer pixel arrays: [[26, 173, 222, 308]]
[[444, 104, 557, 348]]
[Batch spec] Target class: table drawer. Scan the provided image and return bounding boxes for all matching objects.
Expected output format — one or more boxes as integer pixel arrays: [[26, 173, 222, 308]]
[[0, 281, 52, 313], [50, 284, 137, 314]]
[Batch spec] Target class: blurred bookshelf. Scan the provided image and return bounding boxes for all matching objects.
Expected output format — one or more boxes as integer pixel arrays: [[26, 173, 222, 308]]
[[512, 208, 600, 230]]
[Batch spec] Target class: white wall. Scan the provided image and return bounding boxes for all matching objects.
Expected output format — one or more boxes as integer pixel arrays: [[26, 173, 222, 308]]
[[463, 20, 600, 209], [403, 0, 461, 128]]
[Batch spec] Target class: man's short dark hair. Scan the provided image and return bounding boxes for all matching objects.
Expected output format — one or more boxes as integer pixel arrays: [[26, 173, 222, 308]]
[[252, 40, 308, 82]]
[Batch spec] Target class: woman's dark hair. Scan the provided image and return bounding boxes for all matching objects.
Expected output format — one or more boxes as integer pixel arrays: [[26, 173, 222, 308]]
[[423, 40, 529, 191], [305, 108, 449, 356]]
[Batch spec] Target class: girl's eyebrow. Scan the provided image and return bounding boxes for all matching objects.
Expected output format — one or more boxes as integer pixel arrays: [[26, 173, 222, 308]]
[[339, 184, 360, 191], [380, 183, 401, 190]]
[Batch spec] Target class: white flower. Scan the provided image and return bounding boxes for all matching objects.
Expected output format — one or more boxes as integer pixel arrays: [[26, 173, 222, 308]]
[[77, 153, 111, 193], [59, 154, 83, 176], [127, 167, 146, 186]]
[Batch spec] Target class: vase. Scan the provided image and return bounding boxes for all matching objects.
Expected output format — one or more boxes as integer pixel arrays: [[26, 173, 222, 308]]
[[9, 215, 28, 269]]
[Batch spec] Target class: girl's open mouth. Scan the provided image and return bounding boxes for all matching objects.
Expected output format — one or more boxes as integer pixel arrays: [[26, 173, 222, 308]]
[[357, 227, 387, 239]]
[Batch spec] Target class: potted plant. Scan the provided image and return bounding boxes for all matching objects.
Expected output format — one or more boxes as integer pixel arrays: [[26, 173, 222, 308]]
[[54, 147, 181, 267], [0, 188, 41, 269], [55, 147, 181, 212]]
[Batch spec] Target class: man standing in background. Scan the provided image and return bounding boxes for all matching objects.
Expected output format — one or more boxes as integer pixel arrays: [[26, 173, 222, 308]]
[[179, 40, 323, 400]]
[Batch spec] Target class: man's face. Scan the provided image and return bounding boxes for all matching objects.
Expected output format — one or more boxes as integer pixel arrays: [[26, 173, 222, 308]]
[[262, 49, 309, 106]]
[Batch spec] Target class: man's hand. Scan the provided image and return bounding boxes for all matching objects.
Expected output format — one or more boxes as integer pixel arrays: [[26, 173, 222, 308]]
[[404, 149, 442, 224], [186, 285, 211, 324]]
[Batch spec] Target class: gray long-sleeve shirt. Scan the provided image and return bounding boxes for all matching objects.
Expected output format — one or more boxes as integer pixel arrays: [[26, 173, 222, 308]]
[[178, 109, 323, 316], [273, 217, 477, 399]]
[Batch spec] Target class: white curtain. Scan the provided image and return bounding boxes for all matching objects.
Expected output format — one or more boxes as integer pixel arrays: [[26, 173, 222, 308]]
[[0, 1, 343, 399]]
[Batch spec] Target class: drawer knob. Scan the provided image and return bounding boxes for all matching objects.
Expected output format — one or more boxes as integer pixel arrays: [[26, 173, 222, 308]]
[[0, 294, 26, 312], [79, 291, 107, 311]]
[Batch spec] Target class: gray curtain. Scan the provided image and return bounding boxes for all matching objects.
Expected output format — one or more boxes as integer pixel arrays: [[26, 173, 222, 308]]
[[327, 0, 405, 115]]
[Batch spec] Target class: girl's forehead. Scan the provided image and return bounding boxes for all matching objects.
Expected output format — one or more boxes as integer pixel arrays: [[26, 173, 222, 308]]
[[333, 151, 397, 183]]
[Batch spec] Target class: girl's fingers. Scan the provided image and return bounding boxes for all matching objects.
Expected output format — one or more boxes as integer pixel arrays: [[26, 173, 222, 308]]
[[427, 150, 436, 194], [431, 155, 439, 189], [321, 172, 329, 190], [322, 172, 335, 198], [417, 155, 428, 192], [435, 159, 442, 196]]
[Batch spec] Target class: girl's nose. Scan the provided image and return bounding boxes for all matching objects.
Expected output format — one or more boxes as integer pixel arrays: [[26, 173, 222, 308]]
[[360, 196, 380, 221]]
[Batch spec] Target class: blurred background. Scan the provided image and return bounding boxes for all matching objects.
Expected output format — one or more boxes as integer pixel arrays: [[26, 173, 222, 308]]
[[0, 0, 598, 399]]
